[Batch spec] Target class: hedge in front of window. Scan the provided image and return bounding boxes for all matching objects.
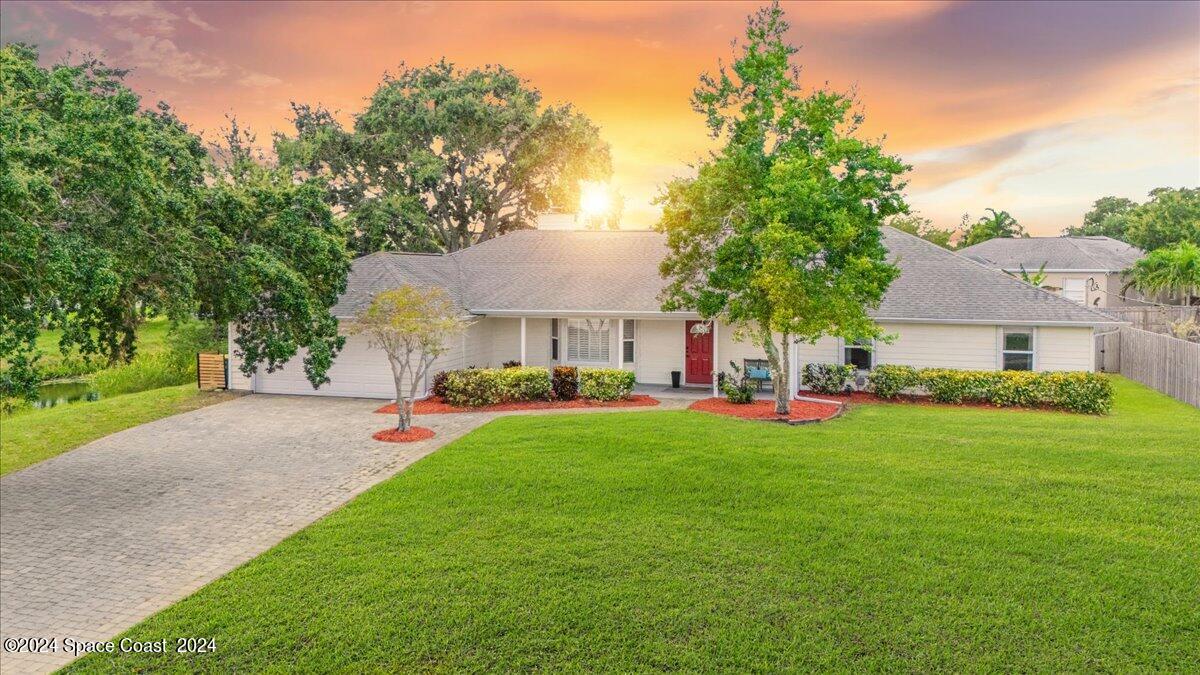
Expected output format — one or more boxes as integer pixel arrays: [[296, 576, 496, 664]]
[[866, 365, 919, 398], [801, 363, 855, 395], [916, 368, 1112, 414], [578, 368, 636, 401], [495, 366, 553, 402]]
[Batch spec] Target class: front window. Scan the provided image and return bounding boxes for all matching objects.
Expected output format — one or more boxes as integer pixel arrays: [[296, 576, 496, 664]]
[[550, 319, 559, 361], [567, 318, 610, 363], [622, 320, 635, 364], [1002, 328, 1034, 371], [843, 339, 874, 370], [1061, 278, 1086, 304]]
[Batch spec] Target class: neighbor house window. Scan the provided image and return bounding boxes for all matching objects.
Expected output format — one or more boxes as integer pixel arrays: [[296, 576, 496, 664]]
[[1062, 278, 1086, 304], [621, 320, 635, 364], [551, 320, 559, 360], [1001, 328, 1035, 371], [567, 318, 610, 363], [843, 338, 874, 370]]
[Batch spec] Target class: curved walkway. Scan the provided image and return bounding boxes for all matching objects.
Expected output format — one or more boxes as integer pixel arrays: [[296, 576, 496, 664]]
[[0, 394, 689, 673]]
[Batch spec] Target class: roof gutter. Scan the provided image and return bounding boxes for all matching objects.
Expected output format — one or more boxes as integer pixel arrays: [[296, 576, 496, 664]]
[[874, 316, 1128, 328]]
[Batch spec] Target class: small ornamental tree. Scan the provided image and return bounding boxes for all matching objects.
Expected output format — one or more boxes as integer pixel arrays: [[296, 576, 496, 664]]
[[351, 285, 466, 431], [657, 2, 907, 415]]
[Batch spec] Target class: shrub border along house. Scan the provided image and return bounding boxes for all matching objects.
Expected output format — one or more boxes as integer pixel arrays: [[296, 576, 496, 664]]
[[858, 364, 1113, 414], [437, 366, 635, 408]]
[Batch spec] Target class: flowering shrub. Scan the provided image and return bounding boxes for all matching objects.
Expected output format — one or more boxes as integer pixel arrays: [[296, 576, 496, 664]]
[[801, 363, 855, 394], [552, 366, 579, 400], [579, 368, 636, 401]]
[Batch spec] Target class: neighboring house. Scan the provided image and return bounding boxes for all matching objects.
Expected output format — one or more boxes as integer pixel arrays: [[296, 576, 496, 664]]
[[956, 236, 1146, 307], [228, 227, 1121, 398]]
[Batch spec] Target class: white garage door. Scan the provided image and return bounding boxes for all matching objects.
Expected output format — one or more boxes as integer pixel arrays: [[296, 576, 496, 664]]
[[253, 334, 402, 399]]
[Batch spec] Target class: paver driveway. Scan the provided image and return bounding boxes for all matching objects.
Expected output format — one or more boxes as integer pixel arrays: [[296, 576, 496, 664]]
[[0, 393, 691, 673], [0, 394, 489, 673]]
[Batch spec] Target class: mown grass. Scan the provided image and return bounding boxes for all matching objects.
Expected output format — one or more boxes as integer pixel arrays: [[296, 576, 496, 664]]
[[70, 378, 1199, 672], [0, 384, 241, 476], [33, 317, 178, 380]]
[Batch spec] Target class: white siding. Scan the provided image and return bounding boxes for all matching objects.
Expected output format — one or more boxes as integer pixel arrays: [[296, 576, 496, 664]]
[[718, 325, 771, 373], [490, 318, 521, 366], [522, 318, 553, 367], [874, 323, 998, 370], [635, 320, 684, 384], [795, 337, 841, 366], [226, 323, 252, 391], [253, 332, 397, 399], [1036, 326, 1095, 371]]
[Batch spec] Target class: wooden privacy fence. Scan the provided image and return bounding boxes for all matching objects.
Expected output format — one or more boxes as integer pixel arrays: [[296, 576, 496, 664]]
[[1098, 327, 1199, 407], [1100, 306, 1199, 336], [197, 353, 228, 390]]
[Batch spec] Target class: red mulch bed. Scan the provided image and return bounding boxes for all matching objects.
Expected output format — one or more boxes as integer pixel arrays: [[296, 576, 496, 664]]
[[689, 397, 841, 423], [372, 426, 436, 443], [375, 395, 660, 415]]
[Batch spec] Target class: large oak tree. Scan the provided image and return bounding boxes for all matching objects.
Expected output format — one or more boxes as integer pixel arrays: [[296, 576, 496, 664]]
[[0, 45, 349, 402], [275, 60, 612, 254]]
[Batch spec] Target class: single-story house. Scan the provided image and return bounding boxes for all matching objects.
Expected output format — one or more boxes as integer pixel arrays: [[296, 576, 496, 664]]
[[956, 235, 1146, 307], [228, 227, 1122, 399]]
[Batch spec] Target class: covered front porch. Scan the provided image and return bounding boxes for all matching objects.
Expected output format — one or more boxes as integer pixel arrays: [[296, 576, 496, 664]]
[[486, 312, 794, 398]]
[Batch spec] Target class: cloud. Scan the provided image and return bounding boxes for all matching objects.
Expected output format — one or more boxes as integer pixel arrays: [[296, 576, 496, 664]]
[[907, 127, 1054, 190], [111, 28, 225, 80], [237, 71, 283, 88], [63, 1, 180, 35], [182, 6, 216, 32]]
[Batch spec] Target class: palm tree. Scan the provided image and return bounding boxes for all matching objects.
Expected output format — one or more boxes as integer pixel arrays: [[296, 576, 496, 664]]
[[960, 208, 1026, 247], [1128, 241, 1200, 306]]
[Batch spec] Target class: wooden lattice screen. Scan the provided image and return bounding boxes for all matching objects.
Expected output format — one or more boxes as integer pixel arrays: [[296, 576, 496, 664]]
[[197, 353, 228, 390]]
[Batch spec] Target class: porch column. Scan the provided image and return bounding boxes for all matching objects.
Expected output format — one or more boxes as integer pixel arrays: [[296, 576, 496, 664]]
[[712, 320, 720, 397], [520, 317, 527, 366]]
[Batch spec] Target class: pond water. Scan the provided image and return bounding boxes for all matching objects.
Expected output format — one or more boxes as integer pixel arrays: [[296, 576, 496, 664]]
[[35, 381, 101, 409]]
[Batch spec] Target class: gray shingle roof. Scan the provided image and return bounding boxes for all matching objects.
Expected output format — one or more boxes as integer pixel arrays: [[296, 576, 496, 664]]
[[332, 227, 1120, 326], [956, 236, 1144, 272]]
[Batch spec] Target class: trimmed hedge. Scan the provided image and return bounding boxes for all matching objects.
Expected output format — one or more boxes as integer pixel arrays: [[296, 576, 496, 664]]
[[801, 363, 855, 395], [496, 367, 553, 402], [440, 366, 552, 407], [441, 368, 502, 407], [866, 364, 918, 399], [863, 365, 1113, 414], [579, 368, 636, 401]]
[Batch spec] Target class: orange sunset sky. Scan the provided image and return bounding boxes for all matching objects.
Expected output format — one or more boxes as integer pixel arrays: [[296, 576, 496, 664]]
[[3, 0, 1198, 234]]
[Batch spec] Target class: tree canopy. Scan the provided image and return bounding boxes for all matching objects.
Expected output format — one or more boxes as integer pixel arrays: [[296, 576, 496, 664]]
[[1065, 189, 1198, 251], [0, 45, 350, 402], [275, 61, 612, 254], [887, 213, 954, 249], [656, 2, 907, 414], [1, 44, 207, 401]]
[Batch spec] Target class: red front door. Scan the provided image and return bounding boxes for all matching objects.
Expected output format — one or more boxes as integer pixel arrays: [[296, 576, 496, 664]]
[[685, 321, 713, 384]]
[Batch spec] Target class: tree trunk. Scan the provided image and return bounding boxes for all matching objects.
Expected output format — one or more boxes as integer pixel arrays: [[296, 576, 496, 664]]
[[389, 357, 409, 431], [759, 324, 790, 416]]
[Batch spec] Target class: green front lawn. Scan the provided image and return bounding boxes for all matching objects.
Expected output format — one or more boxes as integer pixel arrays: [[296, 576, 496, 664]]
[[1, 385, 241, 476], [72, 378, 1198, 671]]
